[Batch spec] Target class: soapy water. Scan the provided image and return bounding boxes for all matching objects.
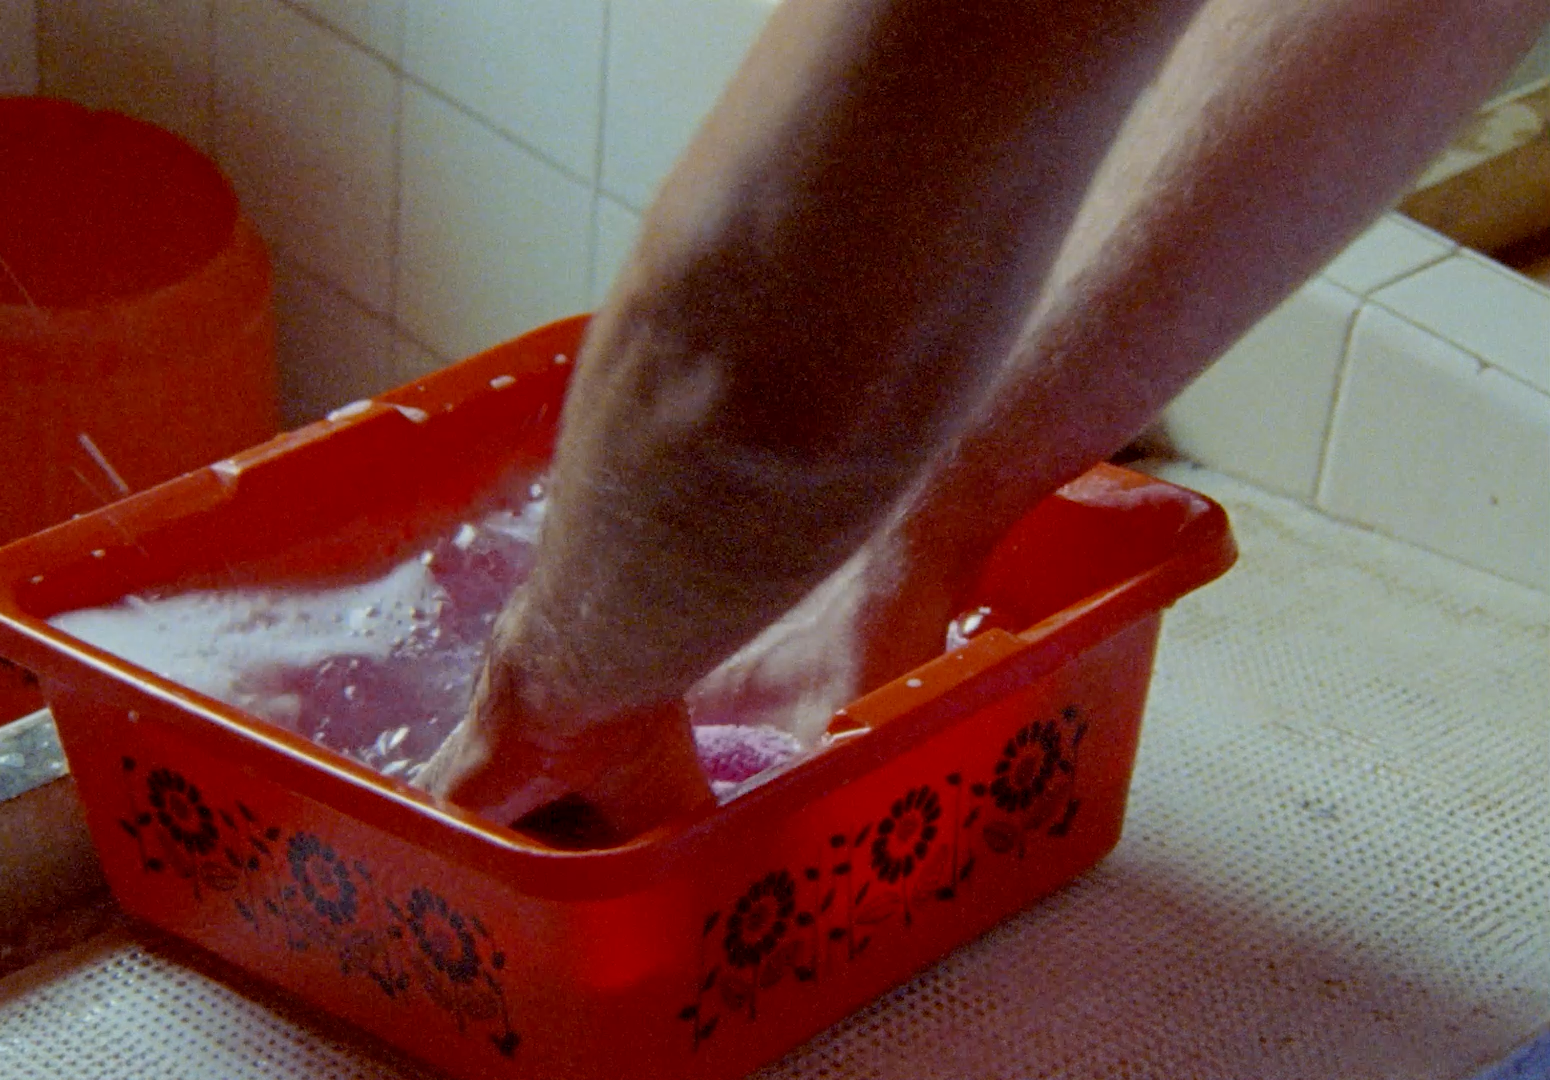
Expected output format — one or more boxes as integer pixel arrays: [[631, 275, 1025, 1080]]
[[50, 472, 805, 802]]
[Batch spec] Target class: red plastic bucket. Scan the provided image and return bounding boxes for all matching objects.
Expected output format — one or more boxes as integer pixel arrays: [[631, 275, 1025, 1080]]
[[0, 97, 276, 548]]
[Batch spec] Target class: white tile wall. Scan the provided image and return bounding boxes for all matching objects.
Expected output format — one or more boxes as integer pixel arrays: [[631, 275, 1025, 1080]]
[[1372, 250, 1550, 397], [397, 84, 591, 360], [289, 0, 402, 61], [388, 332, 446, 388], [30, 0, 769, 423], [590, 193, 641, 306], [403, 0, 605, 180], [25, 1, 1550, 593], [0, 0, 38, 94], [602, 0, 773, 208], [1156, 210, 1550, 593], [39, 0, 213, 149], [1163, 277, 1360, 502], [271, 255, 396, 428], [1320, 304, 1550, 592], [1319, 214, 1455, 296], [214, 0, 398, 315]]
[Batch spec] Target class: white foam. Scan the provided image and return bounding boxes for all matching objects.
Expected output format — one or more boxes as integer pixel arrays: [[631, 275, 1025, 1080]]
[[46, 465, 882, 803], [52, 557, 443, 717], [325, 399, 374, 423]]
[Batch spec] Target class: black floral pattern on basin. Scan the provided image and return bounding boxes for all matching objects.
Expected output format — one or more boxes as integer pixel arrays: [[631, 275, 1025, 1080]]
[[682, 703, 1090, 1052], [287, 832, 359, 926], [117, 756, 521, 1060], [724, 870, 796, 970], [146, 768, 220, 856], [870, 785, 941, 884], [989, 721, 1065, 815], [406, 887, 482, 984]]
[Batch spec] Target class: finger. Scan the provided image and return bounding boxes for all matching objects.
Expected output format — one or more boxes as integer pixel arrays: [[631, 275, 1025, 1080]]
[[575, 699, 715, 839], [429, 686, 713, 842]]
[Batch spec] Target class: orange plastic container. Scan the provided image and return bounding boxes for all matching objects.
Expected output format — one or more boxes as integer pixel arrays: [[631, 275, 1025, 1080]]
[[0, 316, 1234, 1080], [0, 96, 276, 549]]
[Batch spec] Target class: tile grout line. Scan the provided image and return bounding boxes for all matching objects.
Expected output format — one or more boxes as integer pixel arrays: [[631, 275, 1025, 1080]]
[[227, 0, 601, 352], [23, 0, 38, 91], [1307, 294, 1550, 596], [1359, 246, 1456, 297], [271, 0, 594, 192], [278, 256, 451, 374], [30, 0, 47, 94], [1366, 253, 1550, 397], [385, 4, 406, 353], [1363, 292, 1546, 388], [275, 256, 399, 344], [205, 0, 217, 152], [585, 0, 614, 306], [1309, 280, 1366, 512]]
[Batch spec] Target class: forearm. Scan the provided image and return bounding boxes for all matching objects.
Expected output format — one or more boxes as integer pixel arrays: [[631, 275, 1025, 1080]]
[[512, 0, 1207, 721], [898, 0, 1550, 598]]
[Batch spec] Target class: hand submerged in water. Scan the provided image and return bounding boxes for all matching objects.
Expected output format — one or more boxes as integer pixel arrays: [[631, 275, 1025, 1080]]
[[417, 534, 958, 845], [418, 589, 716, 845]]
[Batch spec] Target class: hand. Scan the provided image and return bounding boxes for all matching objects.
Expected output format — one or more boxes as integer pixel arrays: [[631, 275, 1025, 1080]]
[[418, 593, 715, 846], [687, 526, 963, 742]]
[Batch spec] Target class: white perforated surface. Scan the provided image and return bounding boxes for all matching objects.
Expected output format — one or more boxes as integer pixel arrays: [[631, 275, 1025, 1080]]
[[0, 933, 426, 1079], [2, 466, 1546, 1079]]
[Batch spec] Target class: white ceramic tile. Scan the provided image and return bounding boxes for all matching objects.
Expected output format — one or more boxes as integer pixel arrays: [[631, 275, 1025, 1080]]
[[38, 0, 213, 149], [1161, 277, 1360, 502], [1373, 250, 1550, 397], [403, 0, 604, 179], [397, 85, 591, 360], [388, 331, 448, 387], [589, 193, 641, 307], [1319, 304, 1550, 592], [0, 0, 38, 94], [1499, 21, 1550, 98], [287, 0, 403, 61], [1320, 212, 1455, 296], [271, 256, 397, 427], [214, 0, 397, 313], [602, 0, 773, 209]]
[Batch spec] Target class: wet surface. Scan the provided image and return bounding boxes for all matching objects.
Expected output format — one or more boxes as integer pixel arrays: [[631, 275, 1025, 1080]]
[[0, 710, 66, 802]]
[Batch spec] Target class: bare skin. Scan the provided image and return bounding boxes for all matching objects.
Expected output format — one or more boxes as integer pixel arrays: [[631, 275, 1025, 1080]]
[[419, 0, 1550, 840]]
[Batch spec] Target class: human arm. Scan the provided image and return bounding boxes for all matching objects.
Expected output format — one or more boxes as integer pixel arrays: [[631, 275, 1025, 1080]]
[[847, 0, 1550, 694], [420, 0, 1211, 834], [425, 0, 1550, 837]]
